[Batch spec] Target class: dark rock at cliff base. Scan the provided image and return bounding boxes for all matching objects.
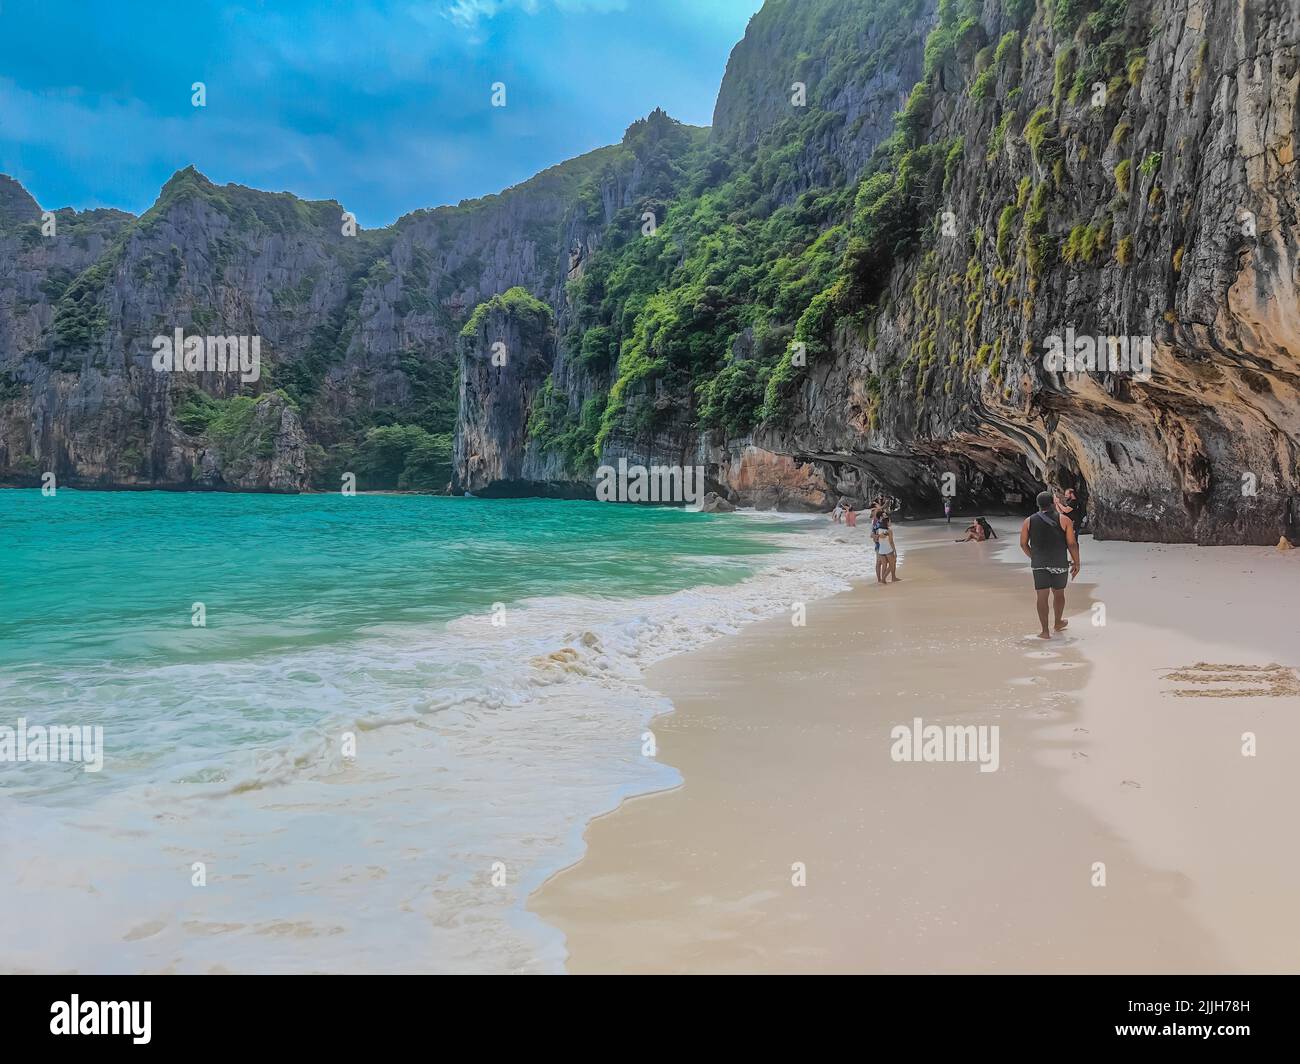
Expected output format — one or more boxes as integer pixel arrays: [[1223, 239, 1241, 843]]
[[698, 492, 737, 513]]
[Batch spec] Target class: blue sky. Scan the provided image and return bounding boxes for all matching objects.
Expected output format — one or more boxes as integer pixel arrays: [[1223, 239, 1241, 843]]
[[0, 0, 764, 227]]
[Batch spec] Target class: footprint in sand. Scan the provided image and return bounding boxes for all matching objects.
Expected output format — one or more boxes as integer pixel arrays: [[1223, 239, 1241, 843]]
[[1008, 676, 1047, 687], [1025, 650, 1059, 659], [1074, 727, 1089, 734], [1121, 779, 1142, 789], [1072, 750, 1089, 760], [1040, 661, 1082, 671], [123, 920, 167, 942]]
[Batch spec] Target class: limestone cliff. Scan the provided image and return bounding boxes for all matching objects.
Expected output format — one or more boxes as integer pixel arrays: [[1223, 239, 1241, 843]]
[[0, 120, 688, 491], [789, 0, 1300, 544]]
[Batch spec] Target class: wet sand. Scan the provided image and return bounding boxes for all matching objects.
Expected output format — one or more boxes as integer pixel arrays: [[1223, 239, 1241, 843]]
[[529, 519, 1300, 973]]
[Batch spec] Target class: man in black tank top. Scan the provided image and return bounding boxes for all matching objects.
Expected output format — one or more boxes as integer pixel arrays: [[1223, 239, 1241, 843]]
[[1019, 490, 1081, 639]]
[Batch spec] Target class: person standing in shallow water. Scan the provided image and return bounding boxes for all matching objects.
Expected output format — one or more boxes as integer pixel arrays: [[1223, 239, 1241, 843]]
[[1020, 491, 1081, 639]]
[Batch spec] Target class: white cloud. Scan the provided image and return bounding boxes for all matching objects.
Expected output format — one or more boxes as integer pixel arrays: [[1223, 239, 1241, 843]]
[[442, 0, 625, 31], [443, 0, 505, 29]]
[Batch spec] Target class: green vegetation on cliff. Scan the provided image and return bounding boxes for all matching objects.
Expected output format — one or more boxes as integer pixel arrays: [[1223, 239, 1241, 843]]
[[350, 424, 452, 490], [460, 285, 554, 344], [174, 390, 283, 474], [527, 377, 604, 476], [562, 0, 1157, 450], [563, 0, 963, 449]]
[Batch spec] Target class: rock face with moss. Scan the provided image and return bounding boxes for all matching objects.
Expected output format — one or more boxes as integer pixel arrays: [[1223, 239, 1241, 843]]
[[453, 287, 567, 496], [180, 391, 308, 492], [3, 0, 1298, 543], [769, 0, 1300, 544]]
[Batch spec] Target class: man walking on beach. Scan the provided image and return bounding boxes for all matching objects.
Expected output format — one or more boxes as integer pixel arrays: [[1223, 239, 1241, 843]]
[[1020, 491, 1081, 639]]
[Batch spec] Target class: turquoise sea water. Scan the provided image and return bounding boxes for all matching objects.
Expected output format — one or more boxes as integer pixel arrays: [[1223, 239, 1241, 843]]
[[2, 489, 794, 669], [0, 488, 858, 972], [1, 490, 804, 797]]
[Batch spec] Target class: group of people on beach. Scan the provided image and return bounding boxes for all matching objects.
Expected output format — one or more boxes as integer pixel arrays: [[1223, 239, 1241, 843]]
[[952, 486, 1083, 638], [830, 494, 900, 584], [832, 483, 1083, 638]]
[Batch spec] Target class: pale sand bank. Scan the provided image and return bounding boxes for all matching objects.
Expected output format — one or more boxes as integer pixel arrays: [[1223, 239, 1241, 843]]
[[529, 520, 1300, 973]]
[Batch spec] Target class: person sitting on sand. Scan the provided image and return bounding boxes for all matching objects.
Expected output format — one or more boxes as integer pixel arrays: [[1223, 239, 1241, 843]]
[[977, 517, 997, 540], [1020, 490, 1081, 639], [875, 513, 900, 583], [956, 519, 986, 542]]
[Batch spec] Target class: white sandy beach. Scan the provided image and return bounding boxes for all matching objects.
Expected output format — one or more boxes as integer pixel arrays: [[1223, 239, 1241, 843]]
[[530, 518, 1300, 973]]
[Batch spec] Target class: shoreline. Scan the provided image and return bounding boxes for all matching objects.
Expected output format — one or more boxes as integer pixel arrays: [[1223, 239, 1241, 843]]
[[529, 519, 1300, 973]]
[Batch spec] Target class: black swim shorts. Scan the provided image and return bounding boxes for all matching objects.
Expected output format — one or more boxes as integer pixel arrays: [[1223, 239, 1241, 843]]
[[1033, 568, 1069, 590]]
